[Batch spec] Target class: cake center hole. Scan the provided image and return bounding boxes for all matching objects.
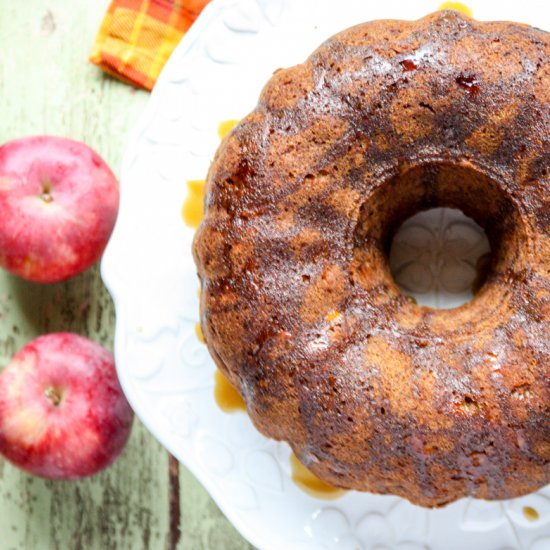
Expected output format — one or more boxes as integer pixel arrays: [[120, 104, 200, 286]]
[[389, 207, 491, 309]]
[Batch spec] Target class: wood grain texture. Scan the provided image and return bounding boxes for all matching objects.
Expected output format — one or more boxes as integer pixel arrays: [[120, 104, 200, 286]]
[[0, 1, 253, 548]]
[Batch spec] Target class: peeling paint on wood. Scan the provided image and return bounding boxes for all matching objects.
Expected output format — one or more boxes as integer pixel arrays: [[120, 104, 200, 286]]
[[0, 1, 253, 548], [169, 455, 181, 550]]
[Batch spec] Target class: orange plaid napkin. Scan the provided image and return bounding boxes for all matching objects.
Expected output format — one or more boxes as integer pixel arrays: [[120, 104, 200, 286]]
[[90, 0, 211, 91]]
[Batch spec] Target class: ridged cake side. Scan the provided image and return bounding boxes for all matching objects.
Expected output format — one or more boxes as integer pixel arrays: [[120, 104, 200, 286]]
[[193, 10, 550, 507]]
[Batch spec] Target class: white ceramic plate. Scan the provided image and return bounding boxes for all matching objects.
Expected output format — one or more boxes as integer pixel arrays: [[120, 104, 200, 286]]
[[101, 1, 550, 548]]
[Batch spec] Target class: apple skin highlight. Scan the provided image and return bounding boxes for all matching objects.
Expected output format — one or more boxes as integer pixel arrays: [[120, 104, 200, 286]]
[[0, 333, 133, 480], [0, 136, 119, 283]]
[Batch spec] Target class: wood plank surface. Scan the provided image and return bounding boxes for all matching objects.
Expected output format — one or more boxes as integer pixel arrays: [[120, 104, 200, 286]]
[[0, 2, 253, 548]]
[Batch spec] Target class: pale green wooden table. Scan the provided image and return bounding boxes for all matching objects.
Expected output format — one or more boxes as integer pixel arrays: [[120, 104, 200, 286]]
[[0, 2, 253, 548]]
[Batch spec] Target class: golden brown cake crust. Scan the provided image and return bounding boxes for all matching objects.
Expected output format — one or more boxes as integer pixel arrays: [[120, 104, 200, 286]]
[[193, 10, 550, 507]]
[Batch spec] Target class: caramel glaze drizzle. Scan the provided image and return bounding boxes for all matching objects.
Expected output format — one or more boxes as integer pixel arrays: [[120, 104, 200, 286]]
[[438, 2, 473, 17], [290, 453, 347, 500]]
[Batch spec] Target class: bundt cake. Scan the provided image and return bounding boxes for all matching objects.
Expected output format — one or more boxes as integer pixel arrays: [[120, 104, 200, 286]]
[[193, 9, 550, 507]]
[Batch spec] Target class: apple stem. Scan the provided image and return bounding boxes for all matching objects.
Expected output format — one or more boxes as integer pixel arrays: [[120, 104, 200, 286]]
[[44, 386, 62, 407], [40, 182, 53, 203]]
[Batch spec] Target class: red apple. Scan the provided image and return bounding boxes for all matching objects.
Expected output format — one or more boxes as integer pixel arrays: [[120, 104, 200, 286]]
[[0, 136, 119, 283], [0, 333, 133, 479]]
